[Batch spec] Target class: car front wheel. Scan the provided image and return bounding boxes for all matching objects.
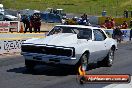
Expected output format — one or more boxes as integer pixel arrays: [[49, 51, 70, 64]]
[[74, 53, 89, 73], [80, 53, 89, 70]]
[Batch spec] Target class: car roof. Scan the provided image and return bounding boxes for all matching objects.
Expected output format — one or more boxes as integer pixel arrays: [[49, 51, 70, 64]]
[[55, 25, 101, 30]]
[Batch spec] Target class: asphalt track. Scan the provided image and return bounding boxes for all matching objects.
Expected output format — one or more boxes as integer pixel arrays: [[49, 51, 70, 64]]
[[0, 42, 132, 88]]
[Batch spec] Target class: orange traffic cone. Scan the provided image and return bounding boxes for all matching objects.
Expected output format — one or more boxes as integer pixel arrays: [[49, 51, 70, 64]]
[[20, 23, 24, 33]]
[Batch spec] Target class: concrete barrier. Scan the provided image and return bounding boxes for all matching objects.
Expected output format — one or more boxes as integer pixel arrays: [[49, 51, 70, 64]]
[[0, 39, 25, 54], [0, 33, 45, 55], [104, 29, 130, 41]]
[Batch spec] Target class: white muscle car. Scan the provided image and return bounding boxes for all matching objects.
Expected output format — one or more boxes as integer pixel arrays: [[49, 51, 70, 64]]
[[21, 25, 117, 70]]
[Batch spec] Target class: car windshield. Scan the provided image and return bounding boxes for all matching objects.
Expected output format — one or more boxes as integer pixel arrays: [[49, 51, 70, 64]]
[[47, 26, 92, 39]]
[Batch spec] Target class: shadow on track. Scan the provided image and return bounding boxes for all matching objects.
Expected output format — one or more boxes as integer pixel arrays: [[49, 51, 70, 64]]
[[7, 65, 77, 76], [6, 63, 105, 76]]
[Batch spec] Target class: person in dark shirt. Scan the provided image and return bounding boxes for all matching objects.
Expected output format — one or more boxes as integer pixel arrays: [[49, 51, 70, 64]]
[[33, 13, 41, 33], [130, 29, 132, 41], [121, 21, 128, 29], [113, 26, 123, 43], [130, 20, 132, 28], [22, 15, 27, 28], [24, 16, 32, 33], [29, 15, 34, 32]]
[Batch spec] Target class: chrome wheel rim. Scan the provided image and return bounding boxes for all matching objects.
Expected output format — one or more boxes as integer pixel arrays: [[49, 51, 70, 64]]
[[81, 54, 88, 70], [109, 50, 114, 65], [82, 54, 87, 65]]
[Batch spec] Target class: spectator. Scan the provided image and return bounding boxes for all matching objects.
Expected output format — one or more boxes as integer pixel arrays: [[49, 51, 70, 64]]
[[104, 20, 112, 29], [24, 16, 32, 33], [78, 17, 84, 25], [113, 26, 123, 43], [22, 15, 26, 28], [130, 20, 132, 28], [17, 12, 21, 21], [111, 18, 115, 28], [80, 13, 90, 25], [29, 15, 34, 32], [130, 29, 132, 41], [82, 13, 88, 21], [105, 17, 110, 23], [33, 13, 41, 33], [61, 16, 66, 24], [121, 21, 128, 29], [101, 17, 113, 29]]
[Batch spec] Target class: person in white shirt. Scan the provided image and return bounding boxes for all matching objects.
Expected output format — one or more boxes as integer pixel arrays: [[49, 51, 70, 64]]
[[17, 12, 21, 21]]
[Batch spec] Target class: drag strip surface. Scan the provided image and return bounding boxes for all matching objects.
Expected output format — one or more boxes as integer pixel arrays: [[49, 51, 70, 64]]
[[0, 42, 132, 88]]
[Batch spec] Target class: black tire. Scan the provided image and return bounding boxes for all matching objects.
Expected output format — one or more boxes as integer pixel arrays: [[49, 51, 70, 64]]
[[74, 53, 89, 72], [100, 49, 115, 67], [25, 60, 36, 70], [79, 76, 86, 84], [80, 53, 89, 70]]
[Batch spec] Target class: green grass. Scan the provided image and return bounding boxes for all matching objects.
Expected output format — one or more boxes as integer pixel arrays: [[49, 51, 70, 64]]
[[1, 0, 132, 17]]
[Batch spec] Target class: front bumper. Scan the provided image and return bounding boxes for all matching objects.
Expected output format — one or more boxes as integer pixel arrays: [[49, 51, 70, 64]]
[[22, 52, 78, 65]]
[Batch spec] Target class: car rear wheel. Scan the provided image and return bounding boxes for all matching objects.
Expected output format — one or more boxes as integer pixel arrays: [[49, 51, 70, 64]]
[[25, 60, 36, 70]]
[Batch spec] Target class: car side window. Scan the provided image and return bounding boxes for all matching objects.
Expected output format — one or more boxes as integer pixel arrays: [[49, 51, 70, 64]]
[[93, 29, 106, 41], [77, 28, 92, 39]]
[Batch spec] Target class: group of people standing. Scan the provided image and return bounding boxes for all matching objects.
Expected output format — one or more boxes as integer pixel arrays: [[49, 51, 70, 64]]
[[22, 13, 41, 33], [101, 17, 128, 29], [101, 17, 115, 29]]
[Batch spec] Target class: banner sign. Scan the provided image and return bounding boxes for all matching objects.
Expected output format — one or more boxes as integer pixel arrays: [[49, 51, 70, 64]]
[[0, 21, 20, 32], [0, 21, 10, 32]]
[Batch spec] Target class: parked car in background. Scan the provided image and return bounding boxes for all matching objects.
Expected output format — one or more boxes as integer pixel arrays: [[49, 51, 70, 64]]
[[0, 11, 17, 21], [21, 25, 117, 71], [41, 8, 66, 23]]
